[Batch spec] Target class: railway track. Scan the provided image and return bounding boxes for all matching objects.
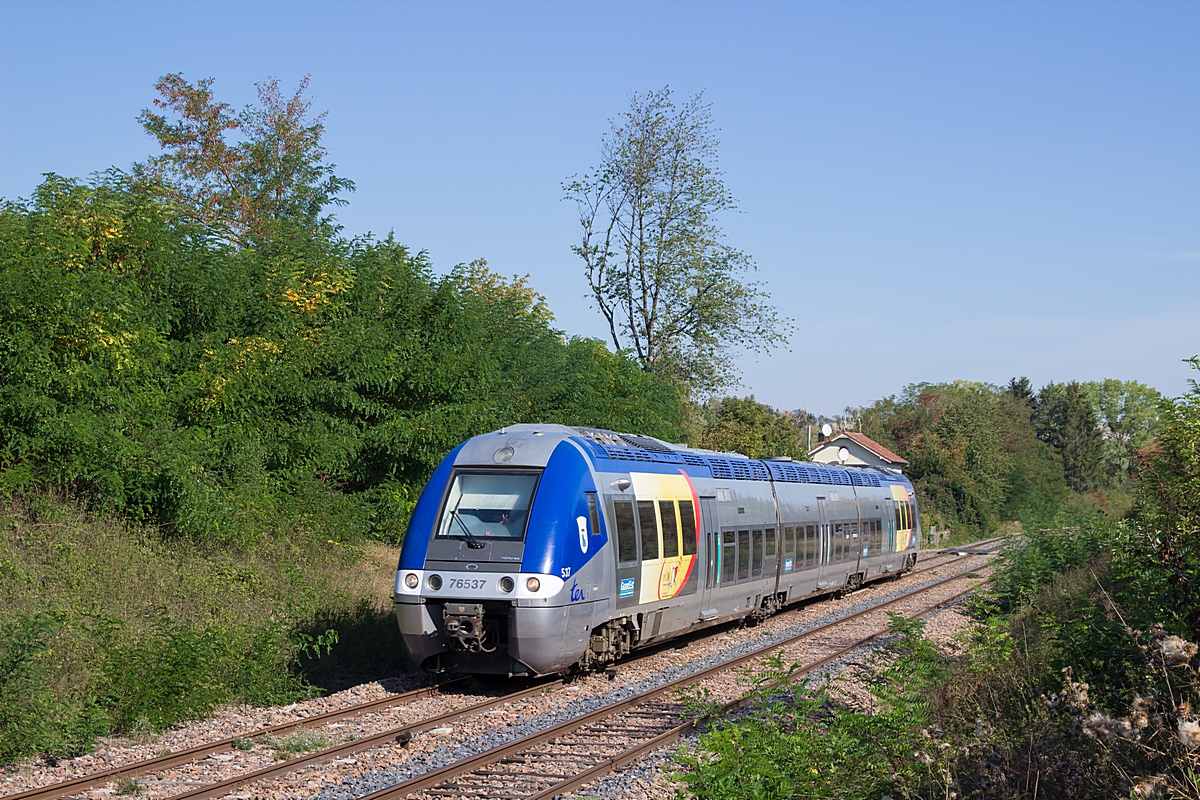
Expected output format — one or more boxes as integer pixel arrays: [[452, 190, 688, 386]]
[[4, 537, 1003, 800], [360, 568, 982, 800]]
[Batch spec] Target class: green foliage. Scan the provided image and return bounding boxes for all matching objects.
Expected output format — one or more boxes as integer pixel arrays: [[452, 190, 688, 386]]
[[1135, 356, 1200, 635], [694, 396, 807, 459], [0, 498, 404, 765], [565, 87, 788, 393], [983, 514, 1108, 613], [0, 173, 685, 546], [136, 73, 354, 247], [1034, 381, 1107, 492], [675, 619, 952, 800], [1081, 378, 1161, 480], [854, 381, 1061, 534]]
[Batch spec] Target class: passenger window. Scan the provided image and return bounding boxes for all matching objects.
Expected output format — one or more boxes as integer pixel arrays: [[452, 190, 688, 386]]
[[613, 499, 637, 564], [679, 499, 697, 556], [806, 525, 816, 566], [638, 500, 659, 560], [707, 531, 719, 587], [784, 526, 794, 556], [895, 504, 902, 533], [722, 530, 736, 584], [765, 527, 776, 558], [751, 529, 763, 578], [660, 500, 679, 558], [737, 529, 750, 580]]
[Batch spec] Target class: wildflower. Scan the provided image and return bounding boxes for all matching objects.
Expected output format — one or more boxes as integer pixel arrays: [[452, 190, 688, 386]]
[[1159, 635, 1198, 666], [1083, 711, 1131, 742], [1131, 776, 1167, 798], [1178, 719, 1200, 749], [1129, 696, 1156, 734]]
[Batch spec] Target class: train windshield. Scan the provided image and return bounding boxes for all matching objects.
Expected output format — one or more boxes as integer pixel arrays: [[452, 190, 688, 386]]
[[436, 471, 539, 542]]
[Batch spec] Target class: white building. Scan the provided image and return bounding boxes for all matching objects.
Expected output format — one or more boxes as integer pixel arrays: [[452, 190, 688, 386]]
[[808, 432, 909, 472]]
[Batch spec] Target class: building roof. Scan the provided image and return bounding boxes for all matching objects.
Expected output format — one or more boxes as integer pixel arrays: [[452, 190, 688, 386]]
[[808, 431, 909, 466]]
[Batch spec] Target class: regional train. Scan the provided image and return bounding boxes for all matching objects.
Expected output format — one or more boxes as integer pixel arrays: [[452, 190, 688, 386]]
[[394, 425, 921, 677]]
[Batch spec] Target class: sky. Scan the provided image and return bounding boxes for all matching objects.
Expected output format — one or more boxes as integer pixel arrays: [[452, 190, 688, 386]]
[[2, 1, 1198, 415]]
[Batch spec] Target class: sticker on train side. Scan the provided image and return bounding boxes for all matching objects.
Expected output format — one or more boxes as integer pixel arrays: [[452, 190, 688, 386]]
[[619, 578, 636, 598]]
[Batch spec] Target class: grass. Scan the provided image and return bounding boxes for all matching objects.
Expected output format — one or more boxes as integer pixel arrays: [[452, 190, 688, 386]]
[[0, 495, 407, 765], [114, 774, 144, 796], [261, 730, 329, 760]]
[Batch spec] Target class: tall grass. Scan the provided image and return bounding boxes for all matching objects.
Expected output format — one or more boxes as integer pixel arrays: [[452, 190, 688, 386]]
[[0, 496, 403, 764]]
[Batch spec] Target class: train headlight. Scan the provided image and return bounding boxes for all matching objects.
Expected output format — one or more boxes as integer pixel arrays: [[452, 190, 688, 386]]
[[526, 577, 540, 592], [427, 574, 443, 591], [403, 573, 419, 589], [499, 576, 515, 593]]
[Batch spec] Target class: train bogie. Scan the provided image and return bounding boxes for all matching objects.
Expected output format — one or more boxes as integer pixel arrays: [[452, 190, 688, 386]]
[[393, 424, 920, 677]]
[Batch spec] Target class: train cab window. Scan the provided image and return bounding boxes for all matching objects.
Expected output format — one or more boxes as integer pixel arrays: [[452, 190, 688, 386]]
[[784, 526, 795, 556], [737, 529, 751, 580], [679, 500, 697, 556], [638, 500, 659, 560], [612, 499, 638, 564], [586, 493, 601, 539], [722, 530, 736, 584], [436, 471, 539, 542]]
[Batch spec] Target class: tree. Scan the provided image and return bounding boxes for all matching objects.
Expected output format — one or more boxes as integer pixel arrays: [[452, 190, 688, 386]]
[[1035, 381, 1106, 492], [565, 88, 788, 393], [696, 396, 806, 459], [136, 74, 353, 246], [1082, 378, 1161, 479]]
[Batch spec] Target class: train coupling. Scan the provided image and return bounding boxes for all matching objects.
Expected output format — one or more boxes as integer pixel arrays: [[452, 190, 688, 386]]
[[443, 602, 496, 653]]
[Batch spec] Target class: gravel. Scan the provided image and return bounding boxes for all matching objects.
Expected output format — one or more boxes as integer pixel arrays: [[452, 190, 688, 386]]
[[0, 548, 993, 800]]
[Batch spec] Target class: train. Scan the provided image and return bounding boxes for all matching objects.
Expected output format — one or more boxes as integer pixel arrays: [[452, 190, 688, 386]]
[[393, 424, 921, 677]]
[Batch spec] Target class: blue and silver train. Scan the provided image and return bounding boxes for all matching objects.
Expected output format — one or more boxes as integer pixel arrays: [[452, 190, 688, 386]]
[[394, 425, 921, 677]]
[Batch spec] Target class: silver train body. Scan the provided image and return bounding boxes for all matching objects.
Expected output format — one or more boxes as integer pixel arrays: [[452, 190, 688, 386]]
[[394, 425, 921, 677]]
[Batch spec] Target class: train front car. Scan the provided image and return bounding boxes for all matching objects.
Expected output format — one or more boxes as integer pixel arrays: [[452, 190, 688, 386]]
[[393, 425, 608, 677]]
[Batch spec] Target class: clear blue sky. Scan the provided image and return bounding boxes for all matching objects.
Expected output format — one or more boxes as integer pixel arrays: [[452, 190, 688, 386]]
[[2, 1, 1197, 415]]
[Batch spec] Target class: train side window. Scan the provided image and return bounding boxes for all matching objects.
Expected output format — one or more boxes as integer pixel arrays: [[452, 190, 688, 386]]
[[737, 529, 751, 580], [707, 531, 719, 587], [804, 524, 815, 566], [784, 526, 795, 556], [612, 499, 638, 564], [586, 493, 601, 538], [832, 523, 843, 562], [895, 504, 902, 533], [679, 499, 697, 556], [765, 527, 776, 560], [751, 529, 763, 578], [722, 530, 736, 584], [638, 500, 659, 560], [660, 500, 680, 558]]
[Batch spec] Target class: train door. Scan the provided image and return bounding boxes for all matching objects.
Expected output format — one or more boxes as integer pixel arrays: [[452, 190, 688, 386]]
[[699, 496, 720, 619], [883, 496, 896, 552], [815, 496, 830, 587]]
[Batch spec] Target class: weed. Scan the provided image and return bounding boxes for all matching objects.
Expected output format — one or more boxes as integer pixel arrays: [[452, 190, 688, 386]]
[[262, 730, 328, 760], [233, 738, 253, 751], [114, 774, 144, 796]]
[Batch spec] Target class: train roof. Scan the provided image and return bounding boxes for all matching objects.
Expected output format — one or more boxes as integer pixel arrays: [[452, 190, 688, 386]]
[[494, 425, 910, 490]]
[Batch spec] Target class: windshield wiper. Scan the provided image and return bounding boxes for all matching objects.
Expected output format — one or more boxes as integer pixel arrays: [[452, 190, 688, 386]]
[[448, 498, 485, 549]]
